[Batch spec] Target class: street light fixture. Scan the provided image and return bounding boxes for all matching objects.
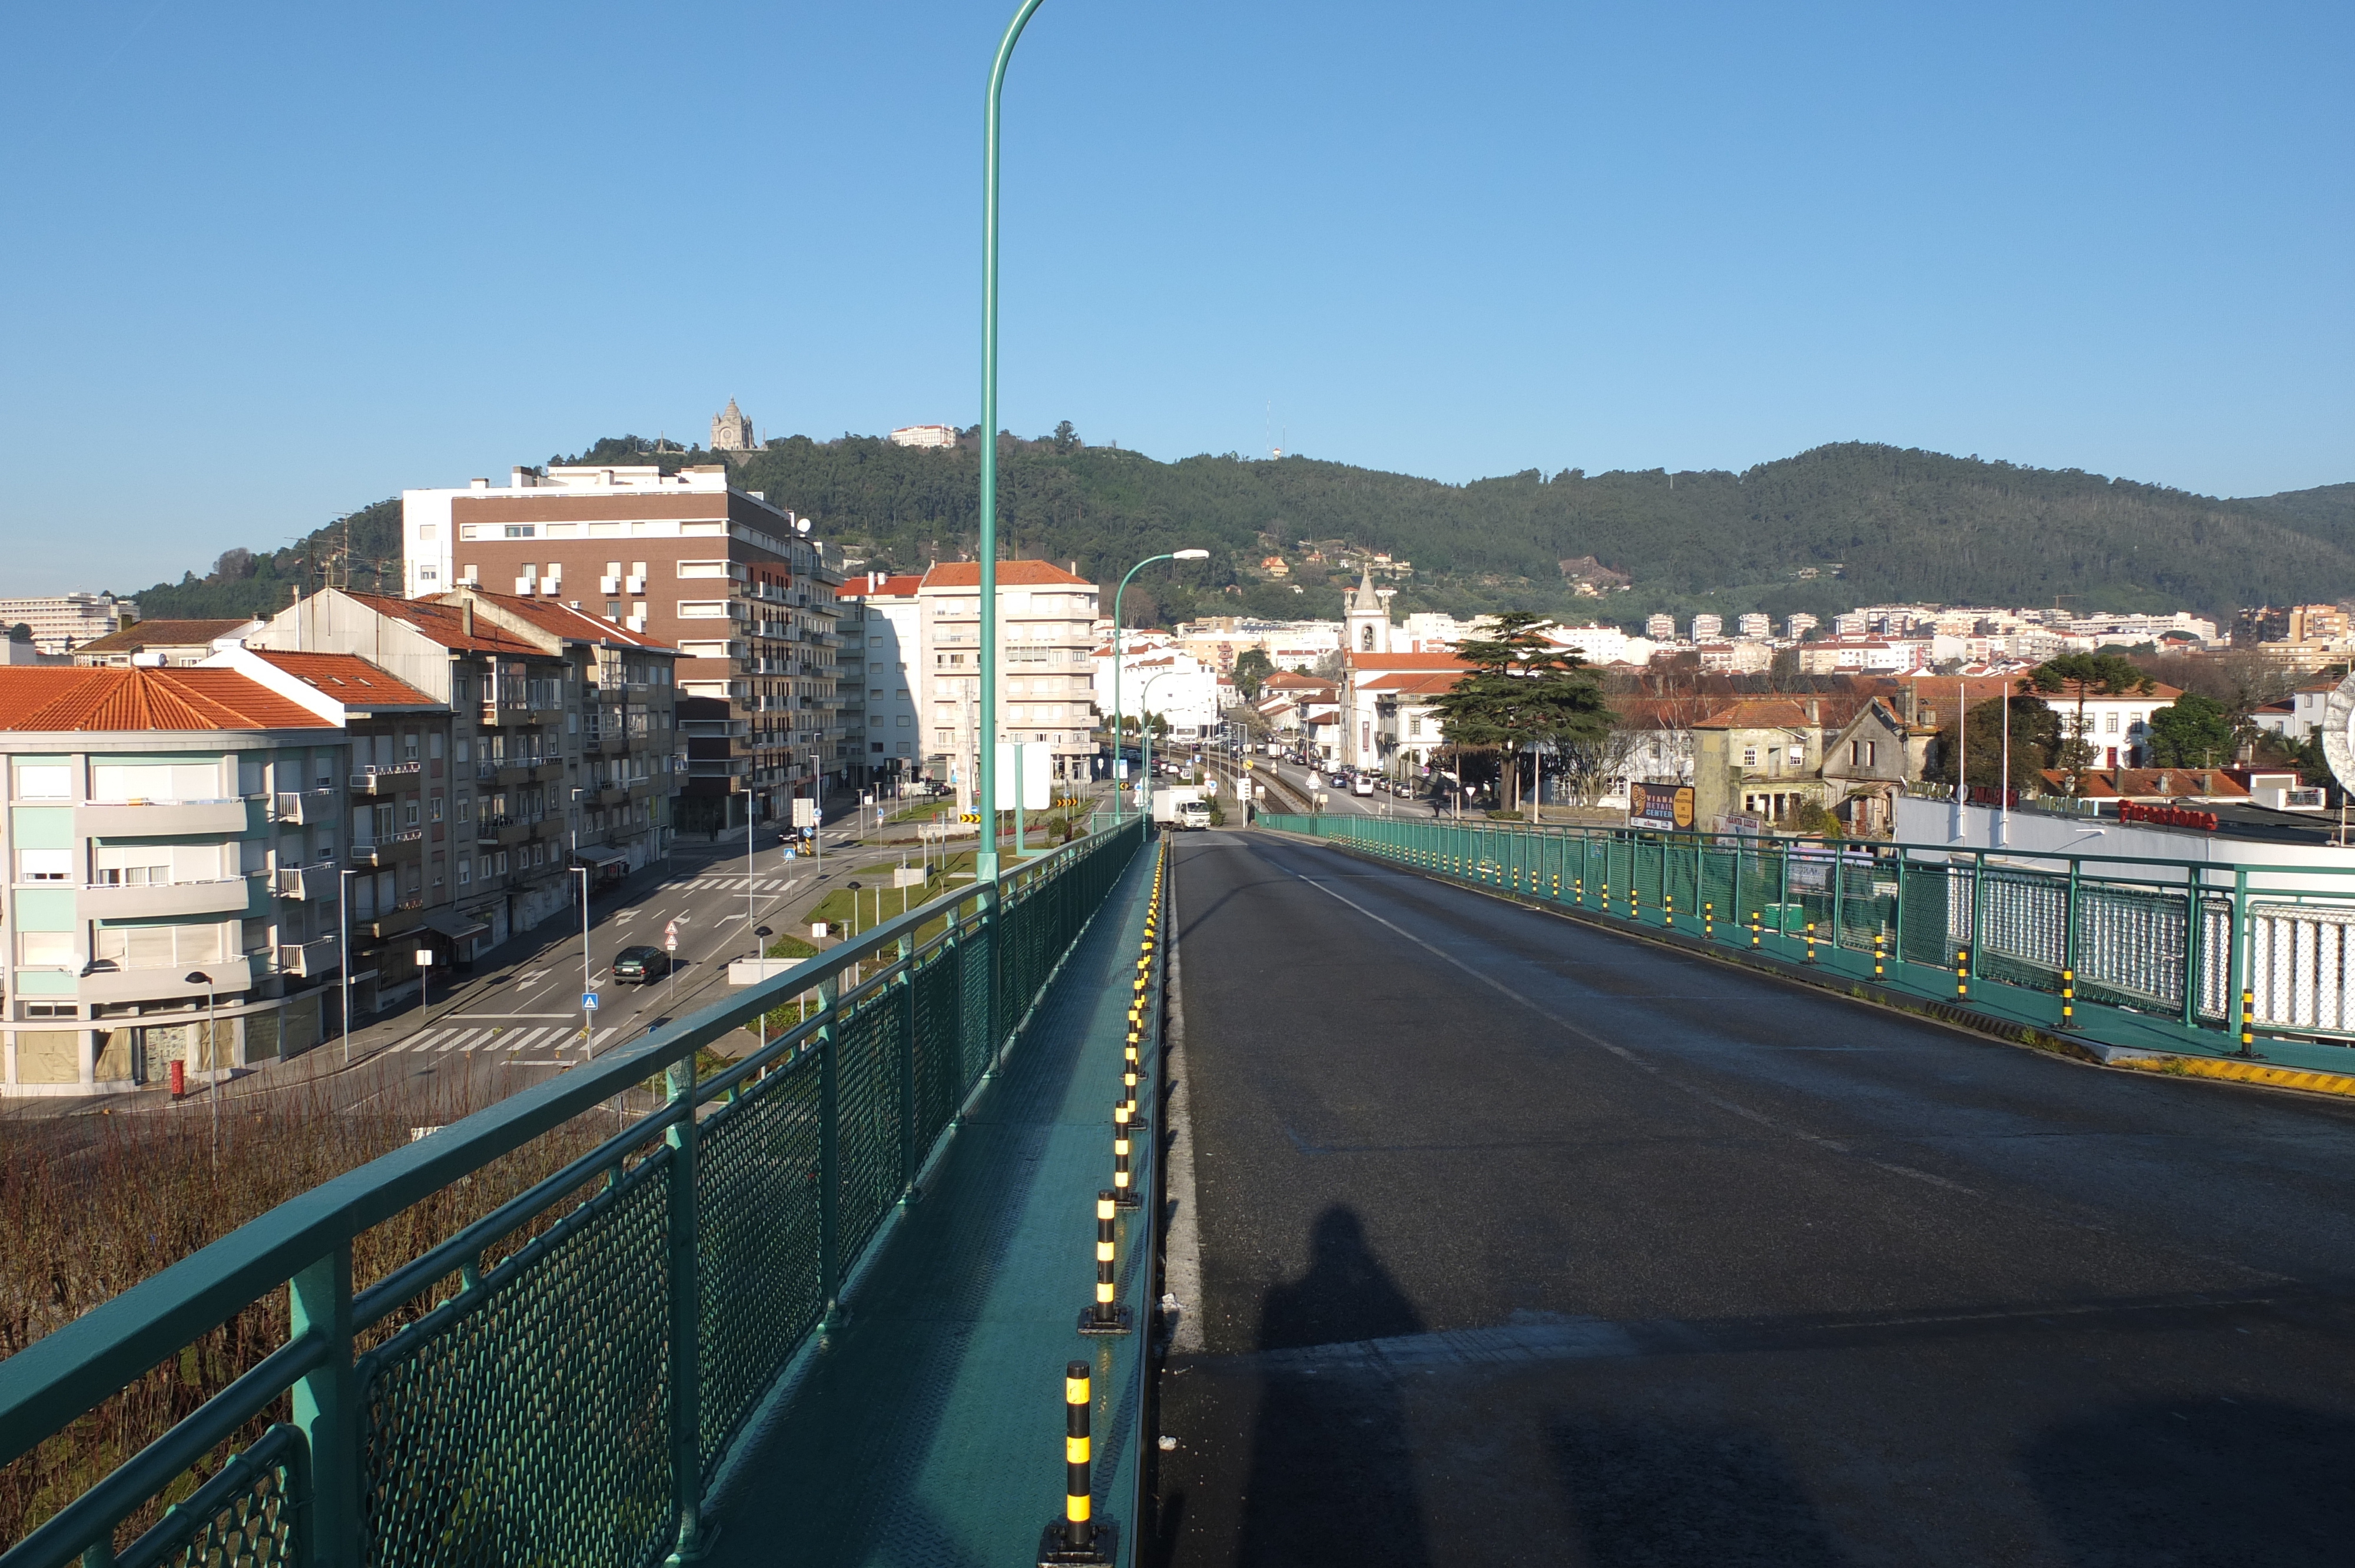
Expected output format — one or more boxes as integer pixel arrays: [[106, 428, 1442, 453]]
[[1109, 549, 1211, 823]]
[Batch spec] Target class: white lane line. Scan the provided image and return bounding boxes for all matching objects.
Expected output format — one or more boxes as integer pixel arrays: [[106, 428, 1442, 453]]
[[399, 1031, 448, 1053], [592, 1027, 617, 1048], [1286, 866, 1981, 1199]]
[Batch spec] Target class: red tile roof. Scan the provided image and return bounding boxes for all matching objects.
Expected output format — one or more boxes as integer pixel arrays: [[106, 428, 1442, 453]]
[[920, 562, 1095, 589], [1347, 652, 1471, 672], [69, 619, 253, 655], [251, 652, 441, 709], [343, 593, 545, 656], [453, 592, 676, 651], [2038, 768, 2248, 800], [840, 573, 926, 599], [0, 667, 332, 731]]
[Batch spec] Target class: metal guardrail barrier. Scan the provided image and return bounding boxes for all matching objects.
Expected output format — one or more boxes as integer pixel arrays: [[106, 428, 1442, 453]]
[[0, 826, 1143, 1568], [1260, 813, 2355, 1049]]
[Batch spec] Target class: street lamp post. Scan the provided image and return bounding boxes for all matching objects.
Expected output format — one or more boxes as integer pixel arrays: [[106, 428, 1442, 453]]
[[977, 0, 1049, 883], [1109, 549, 1210, 822], [339, 869, 358, 1066], [574, 864, 593, 1060], [184, 971, 217, 1169]]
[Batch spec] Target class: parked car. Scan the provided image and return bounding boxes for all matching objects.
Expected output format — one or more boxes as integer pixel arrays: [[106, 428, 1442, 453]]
[[613, 945, 670, 984]]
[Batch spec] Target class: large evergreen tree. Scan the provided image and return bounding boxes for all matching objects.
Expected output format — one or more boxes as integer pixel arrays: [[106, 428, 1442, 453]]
[[1429, 612, 1612, 815]]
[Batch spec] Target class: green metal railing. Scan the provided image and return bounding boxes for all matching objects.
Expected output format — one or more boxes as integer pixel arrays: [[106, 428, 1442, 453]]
[[1260, 813, 2355, 1047], [0, 826, 1142, 1568]]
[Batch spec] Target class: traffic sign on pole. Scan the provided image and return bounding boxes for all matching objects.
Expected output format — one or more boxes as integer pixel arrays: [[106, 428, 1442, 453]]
[[582, 991, 601, 1011], [664, 919, 679, 953]]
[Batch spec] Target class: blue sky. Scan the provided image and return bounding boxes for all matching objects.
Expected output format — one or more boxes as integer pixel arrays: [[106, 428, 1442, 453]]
[[1, 0, 2347, 593]]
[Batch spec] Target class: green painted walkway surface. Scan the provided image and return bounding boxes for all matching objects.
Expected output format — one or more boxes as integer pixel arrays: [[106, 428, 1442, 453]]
[[702, 842, 1159, 1568]]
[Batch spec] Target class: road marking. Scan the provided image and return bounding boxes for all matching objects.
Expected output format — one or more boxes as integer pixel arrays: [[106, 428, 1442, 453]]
[[1283, 857, 1981, 1199], [442, 1028, 486, 1052], [505, 1026, 554, 1052], [513, 969, 549, 986]]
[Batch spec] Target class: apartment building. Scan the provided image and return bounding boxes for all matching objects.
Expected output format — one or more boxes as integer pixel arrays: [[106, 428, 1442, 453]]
[[247, 589, 677, 972], [0, 666, 352, 1096], [850, 564, 1100, 792], [402, 464, 843, 828], [0, 593, 134, 655], [838, 574, 923, 786]]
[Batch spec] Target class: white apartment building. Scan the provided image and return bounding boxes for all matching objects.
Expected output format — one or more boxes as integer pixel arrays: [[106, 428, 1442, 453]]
[[889, 426, 960, 449], [1645, 613, 1676, 640], [838, 573, 923, 783], [1737, 613, 1772, 639], [1093, 648, 1223, 741], [1690, 613, 1723, 641], [854, 563, 1100, 792], [1548, 624, 1647, 666], [1786, 613, 1819, 639], [0, 593, 135, 655]]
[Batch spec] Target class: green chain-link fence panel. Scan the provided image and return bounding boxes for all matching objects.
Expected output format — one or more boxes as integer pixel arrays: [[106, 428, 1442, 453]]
[[120, 1424, 309, 1568], [696, 1049, 824, 1477], [2076, 878, 2190, 1012], [360, 1155, 674, 1568], [836, 990, 906, 1271], [1900, 860, 1962, 967], [910, 945, 966, 1156]]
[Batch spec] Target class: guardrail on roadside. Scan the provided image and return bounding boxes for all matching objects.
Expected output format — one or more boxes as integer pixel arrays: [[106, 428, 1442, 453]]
[[1258, 812, 2355, 1048]]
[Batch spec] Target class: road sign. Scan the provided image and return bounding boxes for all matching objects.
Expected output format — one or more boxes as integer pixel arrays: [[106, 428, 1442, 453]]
[[664, 919, 679, 953], [959, 812, 980, 823], [582, 992, 601, 1011], [782, 846, 798, 861], [792, 797, 817, 828]]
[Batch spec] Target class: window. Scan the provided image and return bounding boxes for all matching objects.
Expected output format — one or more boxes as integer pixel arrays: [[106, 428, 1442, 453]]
[[403, 800, 420, 828], [503, 524, 537, 539], [2105, 712, 2120, 733], [1742, 747, 1758, 768], [429, 794, 444, 822], [1408, 717, 1422, 738], [18, 931, 75, 965], [429, 732, 445, 759], [456, 794, 473, 823], [17, 849, 71, 882], [403, 732, 420, 762], [457, 858, 470, 886]]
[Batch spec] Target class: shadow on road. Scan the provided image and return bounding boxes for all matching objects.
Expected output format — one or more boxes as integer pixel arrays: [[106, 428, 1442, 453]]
[[1550, 1414, 1852, 1568], [2025, 1397, 2355, 1565], [1236, 1205, 1432, 1567]]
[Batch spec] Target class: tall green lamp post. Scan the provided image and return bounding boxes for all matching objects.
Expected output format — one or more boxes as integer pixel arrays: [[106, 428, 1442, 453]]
[[1109, 548, 1209, 821], [1136, 669, 1176, 838]]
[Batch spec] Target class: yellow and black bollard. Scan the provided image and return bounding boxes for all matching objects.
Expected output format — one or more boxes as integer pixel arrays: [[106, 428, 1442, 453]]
[[2240, 989, 2255, 1057], [1630, 887, 1640, 922], [1600, 881, 1610, 915], [1873, 931, 1886, 980], [1750, 910, 1762, 949], [1112, 1102, 1140, 1208], [2059, 967, 2074, 1026], [1956, 948, 1969, 1000], [1078, 1190, 1132, 1336], [1805, 921, 1816, 962], [1039, 1361, 1113, 1564], [1574, 878, 1584, 908], [1664, 892, 1675, 929], [1704, 902, 1714, 941]]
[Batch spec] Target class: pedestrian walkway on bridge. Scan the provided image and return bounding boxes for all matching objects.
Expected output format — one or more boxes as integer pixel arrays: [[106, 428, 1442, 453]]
[[695, 839, 1163, 1567]]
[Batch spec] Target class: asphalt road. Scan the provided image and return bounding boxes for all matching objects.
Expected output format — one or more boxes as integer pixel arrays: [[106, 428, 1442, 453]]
[[1154, 828, 2355, 1567]]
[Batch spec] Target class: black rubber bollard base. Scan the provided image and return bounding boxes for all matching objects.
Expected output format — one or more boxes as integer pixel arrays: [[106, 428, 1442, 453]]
[[1038, 1519, 1117, 1566], [1076, 1303, 1135, 1337], [1112, 1189, 1143, 1210]]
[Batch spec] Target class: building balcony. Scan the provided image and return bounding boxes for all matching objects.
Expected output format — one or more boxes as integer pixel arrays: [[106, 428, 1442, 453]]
[[78, 877, 257, 922], [355, 901, 424, 941], [74, 955, 257, 1006], [271, 789, 341, 825], [277, 936, 341, 978], [273, 863, 341, 901], [530, 759, 569, 784], [350, 829, 423, 867], [686, 758, 751, 779], [349, 762, 422, 794], [476, 815, 538, 847], [592, 784, 631, 808], [76, 799, 250, 838]]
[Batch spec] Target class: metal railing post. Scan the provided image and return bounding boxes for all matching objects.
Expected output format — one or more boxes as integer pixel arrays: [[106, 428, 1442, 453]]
[[289, 1242, 358, 1568], [2182, 864, 2202, 1027], [2228, 868, 2249, 1038], [818, 972, 843, 1324], [665, 1053, 706, 1562], [1969, 849, 1986, 989]]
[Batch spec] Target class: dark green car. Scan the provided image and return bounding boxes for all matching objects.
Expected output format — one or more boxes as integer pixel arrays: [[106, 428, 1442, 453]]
[[613, 944, 669, 983]]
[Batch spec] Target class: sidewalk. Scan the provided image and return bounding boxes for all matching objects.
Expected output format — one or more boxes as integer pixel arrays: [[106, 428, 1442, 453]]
[[702, 837, 1161, 1567]]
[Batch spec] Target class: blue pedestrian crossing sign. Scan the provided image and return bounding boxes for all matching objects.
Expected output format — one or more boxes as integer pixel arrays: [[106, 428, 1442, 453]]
[[582, 991, 601, 1011]]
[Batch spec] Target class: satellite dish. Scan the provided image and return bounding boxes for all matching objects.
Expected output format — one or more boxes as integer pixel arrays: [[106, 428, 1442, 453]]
[[2321, 669, 2355, 795]]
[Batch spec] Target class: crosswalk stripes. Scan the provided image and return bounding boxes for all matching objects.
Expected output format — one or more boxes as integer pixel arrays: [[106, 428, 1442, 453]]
[[438, 1028, 485, 1053], [383, 1022, 625, 1059], [505, 1026, 553, 1052]]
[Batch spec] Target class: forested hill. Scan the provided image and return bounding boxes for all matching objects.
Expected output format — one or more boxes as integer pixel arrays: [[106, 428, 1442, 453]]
[[683, 434, 2355, 628], [125, 438, 2352, 630]]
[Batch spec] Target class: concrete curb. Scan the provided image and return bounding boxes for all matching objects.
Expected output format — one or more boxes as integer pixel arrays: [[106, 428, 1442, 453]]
[[1252, 828, 2355, 1105]]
